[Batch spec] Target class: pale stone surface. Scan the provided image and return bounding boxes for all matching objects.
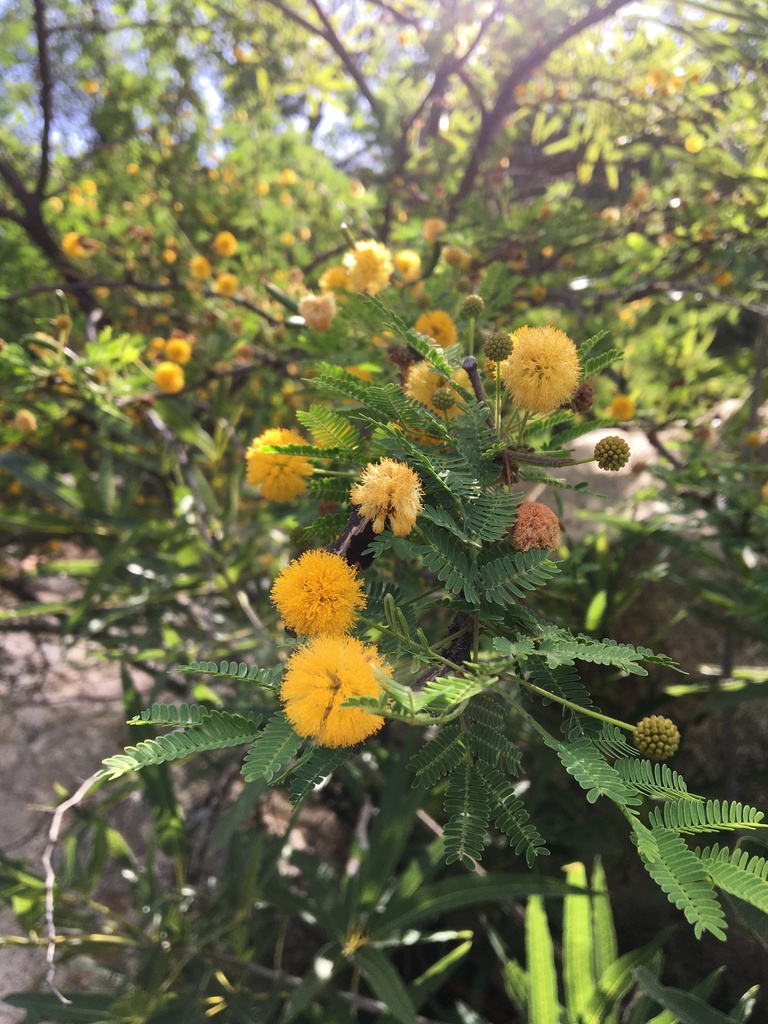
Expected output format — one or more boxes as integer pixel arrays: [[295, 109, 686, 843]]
[[0, 629, 151, 1023]]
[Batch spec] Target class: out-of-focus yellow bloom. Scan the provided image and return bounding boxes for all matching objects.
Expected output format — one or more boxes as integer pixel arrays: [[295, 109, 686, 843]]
[[414, 310, 457, 348], [277, 168, 297, 185], [245, 427, 313, 501], [423, 217, 448, 243], [189, 255, 212, 280], [318, 264, 349, 293], [165, 338, 192, 364], [255, 179, 270, 195], [215, 272, 239, 297], [343, 240, 394, 295], [608, 394, 635, 421], [394, 250, 421, 282], [154, 361, 185, 394], [212, 230, 238, 257]]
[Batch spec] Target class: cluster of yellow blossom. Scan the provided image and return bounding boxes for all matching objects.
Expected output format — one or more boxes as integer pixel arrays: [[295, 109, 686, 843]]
[[405, 363, 471, 416], [350, 458, 423, 536], [154, 362, 185, 394], [499, 326, 580, 414], [414, 310, 457, 348], [270, 549, 384, 747], [343, 239, 394, 295], [245, 427, 313, 502]]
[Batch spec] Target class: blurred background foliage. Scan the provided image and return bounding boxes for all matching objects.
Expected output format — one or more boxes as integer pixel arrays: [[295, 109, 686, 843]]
[[2, 0, 768, 1020]]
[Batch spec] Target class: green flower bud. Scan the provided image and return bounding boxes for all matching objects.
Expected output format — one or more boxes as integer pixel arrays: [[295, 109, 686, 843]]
[[633, 715, 681, 760], [594, 435, 631, 471], [484, 331, 513, 362], [431, 385, 456, 410], [461, 294, 485, 318]]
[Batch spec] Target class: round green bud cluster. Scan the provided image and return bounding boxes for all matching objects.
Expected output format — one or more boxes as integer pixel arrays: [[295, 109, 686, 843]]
[[461, 294, 485, 318], [594, 435, 631, 471], [484, 331, 513, 361], [414, 290, 432, 310], [633, 715, 681, 761], [431, 385, 456, 410], [454, 275, 472, 293]]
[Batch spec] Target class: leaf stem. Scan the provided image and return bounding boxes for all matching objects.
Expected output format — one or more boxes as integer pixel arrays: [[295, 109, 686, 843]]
[[510, 674, 635, 733]]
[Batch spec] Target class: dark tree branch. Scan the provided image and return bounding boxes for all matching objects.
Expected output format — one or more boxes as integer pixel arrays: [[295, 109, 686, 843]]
[[264, 0, 380, 117], [0, 274, 283, 324], [306, 0, 381, 116], [448, 0, 636, 217], [33, 0, 54, 199], [381, 0, 502, 237]]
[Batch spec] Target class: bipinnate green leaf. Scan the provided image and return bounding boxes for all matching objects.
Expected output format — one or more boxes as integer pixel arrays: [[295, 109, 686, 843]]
[[241, 712, 302, 783], [178, 660, 281, 688], [478, 764, 549, 866], [408, 724, 466, 787], [649, 800, 767, 835], [551, 737, 639, 806], [477, 550, 560, 606], [99, 710, 262, 780], [410, 521, 479, 602], [289, 747, 350, 803], [695, 844, 768, 913], [442, 763, 490, 866], [616, 758, 700, 802], [632, 826, 727, 940], [295, 403, 362, 452]]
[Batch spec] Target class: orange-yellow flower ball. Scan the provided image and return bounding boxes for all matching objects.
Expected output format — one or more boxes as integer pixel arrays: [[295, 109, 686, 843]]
[[154, 361, 185, 394]]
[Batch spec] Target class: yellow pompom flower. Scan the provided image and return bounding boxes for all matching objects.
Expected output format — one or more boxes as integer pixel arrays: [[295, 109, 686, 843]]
[[318, 264, 350, 293], [154, 361, 185, 394], [277, 168, 298, 185], [350, 459, 423, 536], [271, 549, 366, 637], [343, 240, 394, 295], [761, 481, 768, 503], [500, 326, 580, 414], [61, 232, 86, 259], [423, 217, 448, 243], [212, 230, 238, 257], [189, 255, 212, 280], [215, 271, 239, 297], [255, 180, 270, 195], [165, 338, 192, 364], [405, 363, 471, 416], [608, 394, 635, 421], [414, 310, 458, 348], [245, 427, 313, 501], [281, 636, 386, 748], [394, 249, 422, 282]]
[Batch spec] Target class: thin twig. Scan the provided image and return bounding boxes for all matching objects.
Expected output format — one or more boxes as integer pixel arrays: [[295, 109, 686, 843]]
[[42, 772, 103, 1004]]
